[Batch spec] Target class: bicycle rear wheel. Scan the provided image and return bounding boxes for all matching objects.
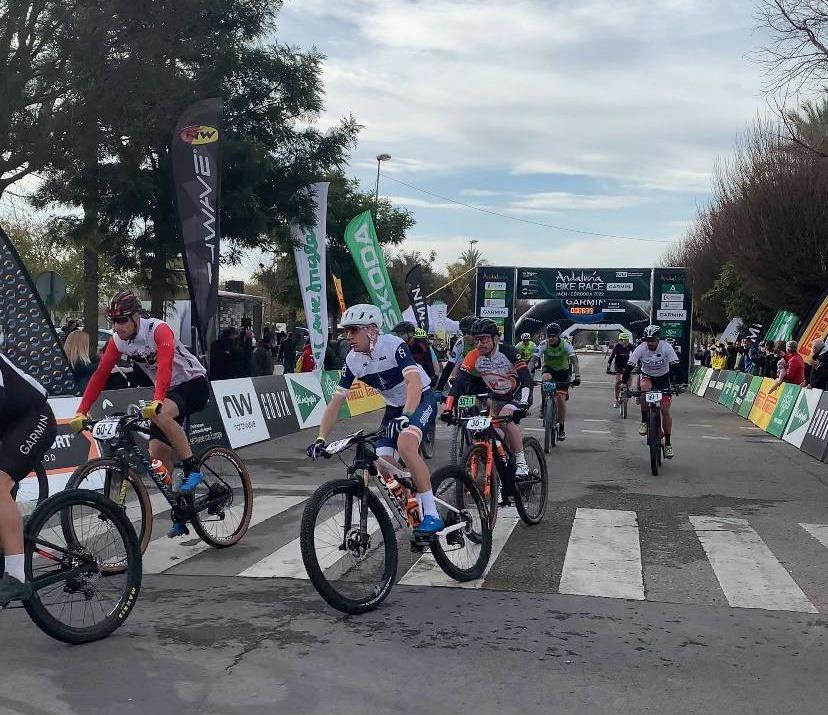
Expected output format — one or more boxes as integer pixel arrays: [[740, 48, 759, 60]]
[[514, 437, 547, 525], [462, 443, 498, 529], [648, 409, 661, 476], [620, 395, 628, 419], [300, 479, 397, 614], [24, 489, 141, 644], [66, 458, 152, 570], [429, 466, 492, 582], [12, 462, 49, 522], [190, 447, 253, 548]]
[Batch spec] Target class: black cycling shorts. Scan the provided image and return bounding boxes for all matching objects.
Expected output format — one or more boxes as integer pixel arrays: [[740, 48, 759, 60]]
[[640, 373, 671, 391], [0, 403, 57, 485], [148, 376, 210, 442]]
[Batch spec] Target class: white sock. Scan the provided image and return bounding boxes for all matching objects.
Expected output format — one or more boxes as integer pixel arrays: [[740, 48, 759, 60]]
[[515, 450, 526, 464], [4, 553, 25, 582], [419, 489, 438, 518]]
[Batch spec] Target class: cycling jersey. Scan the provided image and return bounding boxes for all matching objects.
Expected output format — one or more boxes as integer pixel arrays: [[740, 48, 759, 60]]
[[535, 338, 575, 372], [336, 334, 430, 408], [516, 341, 536, 364], [628, 340, 679, 378], [452, 343, 531, 400], [0, 353, 48, 425], [79, 318, 206, 414], [450, 337, 474, 363], [608, 343, 632, 372], [408, 338, 436, 380]]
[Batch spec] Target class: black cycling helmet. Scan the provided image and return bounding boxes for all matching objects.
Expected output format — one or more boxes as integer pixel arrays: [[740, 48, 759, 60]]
[[546, 322, 562, 336], [471, 318, 499, 337], [459, 315, 477, 333], [392, 321, 416, 335], [106, 290, 142, 320]]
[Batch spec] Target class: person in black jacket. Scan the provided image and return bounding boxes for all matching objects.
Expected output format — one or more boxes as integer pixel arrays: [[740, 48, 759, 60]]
[[250, 332, 275, 377], [209, 327, 246, 380], [806, 339, 828, 390], [277, 331, 297, 373]]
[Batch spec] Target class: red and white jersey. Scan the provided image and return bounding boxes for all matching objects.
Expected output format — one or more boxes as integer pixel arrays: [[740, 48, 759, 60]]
[[79, 317, 205, 414]]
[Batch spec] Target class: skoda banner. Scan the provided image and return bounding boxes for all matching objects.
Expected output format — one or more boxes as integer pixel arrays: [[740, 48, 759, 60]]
[[0, 224, 78, 396], [343, 211, 403, 332], [291, 182, 330, 371], [764, 310, 799, 343], [172, 97, 223, 355]]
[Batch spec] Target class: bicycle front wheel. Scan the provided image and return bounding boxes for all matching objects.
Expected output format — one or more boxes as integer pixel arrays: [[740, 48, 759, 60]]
[[190, 447, 253, 548], [24, 489, 142, 644], [648, 409, 661, 476], [13, 462, 49, 522], [462, 443, 498, 529], [514, 437, 548, 525], [429, 466, 492, 582], [300, 479, 398, 615], [544, 392, 557, 453]]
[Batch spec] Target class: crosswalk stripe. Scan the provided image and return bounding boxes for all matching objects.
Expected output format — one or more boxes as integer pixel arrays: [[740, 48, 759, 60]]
[[559, 508, 644, 600], [398, 506, 520, 588], [689, 516, 817, 613], [239, 508, 383, 579], [800, 523, 828, 549], [142, 495, 306, 574]]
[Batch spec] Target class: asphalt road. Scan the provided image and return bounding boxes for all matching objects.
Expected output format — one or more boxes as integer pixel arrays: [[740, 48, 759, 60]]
[[2, 354, 827, 715]]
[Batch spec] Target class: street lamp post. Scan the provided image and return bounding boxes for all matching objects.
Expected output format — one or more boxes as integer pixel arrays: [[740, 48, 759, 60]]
[[375, 153, 391, 206]]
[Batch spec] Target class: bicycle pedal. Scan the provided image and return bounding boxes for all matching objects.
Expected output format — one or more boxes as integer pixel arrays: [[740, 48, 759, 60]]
[[409, 540, 428, 553]]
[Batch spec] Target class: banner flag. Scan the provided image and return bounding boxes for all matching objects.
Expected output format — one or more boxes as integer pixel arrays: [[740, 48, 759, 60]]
[[796, 289, 828, 365], [405, 264, 430, 332], [291, 182, 330, 371], [172, 97, 223, 356], [329, 265, 346, 315], [764, 310, 799, 343], [343, 211, 402, 331], [0, 225, 77, 395]]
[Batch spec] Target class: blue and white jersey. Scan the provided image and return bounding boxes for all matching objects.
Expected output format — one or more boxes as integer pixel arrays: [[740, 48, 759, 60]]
[[336, 334, 430, 407]]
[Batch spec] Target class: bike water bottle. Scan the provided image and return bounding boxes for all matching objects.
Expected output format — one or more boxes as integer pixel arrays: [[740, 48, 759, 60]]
[[151, 459, 172, 487], [405, 493, 421, 527]]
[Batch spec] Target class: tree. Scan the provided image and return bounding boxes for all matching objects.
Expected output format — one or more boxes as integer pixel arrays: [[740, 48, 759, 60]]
[[702, 264, 775, 328], [439, 245, 486, 317]]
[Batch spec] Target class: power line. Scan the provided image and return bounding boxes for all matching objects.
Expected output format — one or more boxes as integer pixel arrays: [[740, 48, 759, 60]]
[[381, 174, 671, 244]]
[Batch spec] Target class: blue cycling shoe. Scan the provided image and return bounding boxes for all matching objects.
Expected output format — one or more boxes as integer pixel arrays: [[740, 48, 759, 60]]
[[414, 514, 444, 536], [167, 521, 190, 538], [179, 471, 204, 493]]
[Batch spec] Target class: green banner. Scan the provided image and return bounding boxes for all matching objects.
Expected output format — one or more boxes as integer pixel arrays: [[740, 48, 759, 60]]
[[689, 366, 702, 394], [729, 373, 753, 413], [718, 371, 740, 408], [738, 376, 764, 418], [764, 310, 799, 342], [320, 369, 351, 419], [343, 211, 403, 332], [766, 384, 801, 438]]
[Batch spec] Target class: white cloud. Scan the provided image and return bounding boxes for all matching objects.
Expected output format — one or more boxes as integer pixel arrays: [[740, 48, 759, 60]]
[[385, 195, 464, 210], [507, 192, 647, 212]]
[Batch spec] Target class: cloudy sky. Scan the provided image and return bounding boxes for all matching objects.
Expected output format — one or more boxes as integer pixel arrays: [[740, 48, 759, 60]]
[[263, 0, 773, 274]]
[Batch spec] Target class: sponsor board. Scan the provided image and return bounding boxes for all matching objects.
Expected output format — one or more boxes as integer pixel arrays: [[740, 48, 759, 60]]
[[483, 298, 506, 308], [661, 293, 685, 304], [782, 388, 823, 449], [320, 370, 351, 418], [253, 375, 300, 439], [212, 378, 270, 448], [695, 368, 714, 397], [717, 371, 739, 408], [796, 291, 828, 365], [346, 379, 386, 416], [800, 391, 828, 461], [748, 378, 776, 428], [766, 384, 801, 438], [729, 373, 754, 413], [656, 309, 687, 321], [189, 385, 231, 450], [704, 370, 722, 401], [284, 373, 326, 429], [737, 376, 764, 419], [516, 268, 651, 301], [479, 306, 509, 318], [485, 281, 506, 291]]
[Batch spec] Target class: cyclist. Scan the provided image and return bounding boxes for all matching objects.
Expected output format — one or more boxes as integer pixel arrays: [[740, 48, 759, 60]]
[[393, 321, 440, 387], [435, 315, 477, 392], [534, 322, 581, 441], [69, 291, 209, 537], [0, 355, 57, 606], [622, 324, 680, 459], [517, 333, 537, 365], [442, 318, 532, 476], [607, 332, 633, 407], [308, 305, 443, 537]]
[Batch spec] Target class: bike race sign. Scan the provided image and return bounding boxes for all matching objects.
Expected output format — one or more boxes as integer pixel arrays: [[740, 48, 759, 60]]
[[651, 267, 692, 382], [212, 377, 270, 448], [474, 266, 517, 343], [284, 373, 326, 429], [783, 388, 824, 449], [516, 268, 652, 301]]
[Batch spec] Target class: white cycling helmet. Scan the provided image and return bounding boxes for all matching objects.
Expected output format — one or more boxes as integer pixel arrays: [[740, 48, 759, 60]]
[[521, 332, 531, 340], [643, 324, 662, 339], [338, 304, 382, 329]]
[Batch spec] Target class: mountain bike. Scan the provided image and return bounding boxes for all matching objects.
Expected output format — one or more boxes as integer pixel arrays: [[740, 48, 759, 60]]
[[301, 428, 492, 615], [538, 379, 571, 453], [627, 385, 685, 476], [460, 412, 547, 527], [618, 382, 629, 419], [66, 412, 252, 572], [11, 462, 49, 522], [447, 393, 483, 465], [3, 488, 141, 644]]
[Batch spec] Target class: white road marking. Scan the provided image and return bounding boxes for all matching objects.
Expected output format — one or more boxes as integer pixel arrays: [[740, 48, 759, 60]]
[[399, 506, 520, 588], [800, 523, 828, 549], [701, 436, 730, 440], [689, 516, 817, 613], [559, 508, 644, 601], [524, 427, 545, 432], [581, 429, 611, 434], [739, 426, 762, 431], [143, 495, 305, 574], [687, 423, 714, 428], [583, 419, 611, 423]]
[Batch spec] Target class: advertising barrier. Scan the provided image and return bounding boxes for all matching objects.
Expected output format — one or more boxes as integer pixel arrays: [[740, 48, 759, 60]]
[[800, 391, 828, 462], [748, 378, 776, 429], [766, 384, 801, 438], [695, 368, 714, 397], [253, 375, 301, 439], [320, 370, 351, 419], [738, 376, 764, 419], [704, 370, 723, 402], [782, 388, 824, 449], [730, 373, 754, 414], [346, 379, 386, 416], [718, 371, 741, 409], [284, 373, 327, 429]]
